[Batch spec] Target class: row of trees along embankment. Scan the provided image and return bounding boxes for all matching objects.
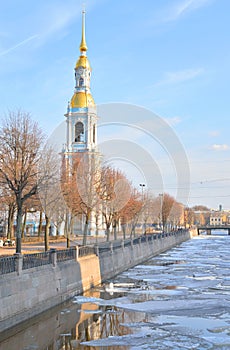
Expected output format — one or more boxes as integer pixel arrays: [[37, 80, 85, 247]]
[[0, 110, 190, 254]]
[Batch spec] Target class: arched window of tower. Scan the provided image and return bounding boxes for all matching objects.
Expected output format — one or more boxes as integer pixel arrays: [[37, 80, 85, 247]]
[[79, 77, 84, 87], [75, 121, 84, 142]]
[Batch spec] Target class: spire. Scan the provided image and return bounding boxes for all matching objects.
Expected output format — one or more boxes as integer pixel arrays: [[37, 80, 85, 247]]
[[79, 10, 87, 53]]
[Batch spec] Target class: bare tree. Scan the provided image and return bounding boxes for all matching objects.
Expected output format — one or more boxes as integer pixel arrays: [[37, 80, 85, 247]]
[[99, 166, 131, 241], [62, 152, 101, 245], [168, 201, 184, 230], [38, 147, 63, 250], [160, 193, 176, 231], [0, 111, 56, 253], [0, 189, 16, 238], [184, 207, 195, 227], [120, 189, 142, 238]]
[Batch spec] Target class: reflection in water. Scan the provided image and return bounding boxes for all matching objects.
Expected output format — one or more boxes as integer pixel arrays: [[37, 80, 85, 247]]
[[0, 288, 141, 350], [1, 234, 230, 349]]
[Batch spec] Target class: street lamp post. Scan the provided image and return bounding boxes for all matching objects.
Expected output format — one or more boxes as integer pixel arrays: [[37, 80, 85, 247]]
[[139, 184, 145, 199], [159, 193, 163, 231], [139, 184, 146, 234]]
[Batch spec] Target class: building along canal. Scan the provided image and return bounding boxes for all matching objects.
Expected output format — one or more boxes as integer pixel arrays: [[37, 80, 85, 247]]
[[1, 232, 230, 349]]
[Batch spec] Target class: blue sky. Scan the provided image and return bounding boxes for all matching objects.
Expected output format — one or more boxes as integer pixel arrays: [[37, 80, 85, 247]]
[[0, 0, 230, 209]]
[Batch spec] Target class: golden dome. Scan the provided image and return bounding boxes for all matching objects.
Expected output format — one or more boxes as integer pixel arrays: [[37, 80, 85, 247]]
[[75, 55, 91, 70], [70, 92, 95, 108]]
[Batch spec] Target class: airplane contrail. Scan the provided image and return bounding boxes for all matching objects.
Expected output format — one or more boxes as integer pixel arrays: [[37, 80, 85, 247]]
[[0, 34, 38, 57]]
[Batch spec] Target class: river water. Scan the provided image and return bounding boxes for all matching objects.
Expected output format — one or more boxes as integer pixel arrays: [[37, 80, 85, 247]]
[[1, 233, 230, 350]]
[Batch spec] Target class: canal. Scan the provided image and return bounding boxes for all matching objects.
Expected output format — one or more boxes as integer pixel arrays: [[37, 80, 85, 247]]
[[1, 233, 230, 349]]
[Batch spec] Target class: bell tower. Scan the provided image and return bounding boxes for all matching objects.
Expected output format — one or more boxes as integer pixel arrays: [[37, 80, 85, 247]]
[[62, 11, 102, 238], [64, 10, 98, 154]]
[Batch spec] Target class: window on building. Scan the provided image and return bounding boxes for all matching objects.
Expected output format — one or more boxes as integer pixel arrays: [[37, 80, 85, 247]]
[[93, 124, 96, 143], [75, 122, 84, 142], [79, 77, 84, 87]]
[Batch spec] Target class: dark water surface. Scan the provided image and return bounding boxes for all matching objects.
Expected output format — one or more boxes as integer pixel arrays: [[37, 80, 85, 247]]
[[1, 233, 230, 349]]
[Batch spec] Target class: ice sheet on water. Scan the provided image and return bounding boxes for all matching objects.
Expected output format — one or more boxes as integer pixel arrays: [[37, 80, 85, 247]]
[[81, 309, 103, 314], [80, 323, 216, 349], [203, 335, 230, 347], [73, 294, 131, 307], [72, 296, 104, 304], [207, 326, 230, 333], [80, 328, 169, 347], [115, 298, 230, 317], [60, 308, 71, 314]]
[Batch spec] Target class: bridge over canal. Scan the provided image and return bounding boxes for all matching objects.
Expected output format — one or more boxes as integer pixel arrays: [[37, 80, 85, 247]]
[[197, 225, 230, 235]]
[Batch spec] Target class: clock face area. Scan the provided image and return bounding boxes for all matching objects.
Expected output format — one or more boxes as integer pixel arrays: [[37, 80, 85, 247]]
[[77, 67, 84, 75]]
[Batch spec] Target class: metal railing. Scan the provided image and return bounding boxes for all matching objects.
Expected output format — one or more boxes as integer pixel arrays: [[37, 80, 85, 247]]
[[56, 247, 76, 262], [0, 229, 189, 275], [0, 256, 16, 275], [124, 240, 132, 247], [22, 252, 51, 270], [79, 246, 95, 258]]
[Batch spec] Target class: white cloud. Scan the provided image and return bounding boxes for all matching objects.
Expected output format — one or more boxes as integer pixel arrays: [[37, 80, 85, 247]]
[[36, 3, 82, 45], [155, 68, 204, 86], [211, 144, 230, 151], [0, 1, 97, 53], [0, 2, 82, 56], [0, 35, 38, 57], [165, 0, 212, 21]]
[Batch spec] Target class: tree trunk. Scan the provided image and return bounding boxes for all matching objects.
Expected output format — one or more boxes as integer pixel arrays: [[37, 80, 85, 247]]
[[15, 204, 23, 254], [67, 214, 73, 248], [67, 230, 70, 248], [106, 220, 111, 241], [38, 211, 43, 237], [7, 204, 15, 239], [82, 214, 89, 246], [121, 224, 126, 240], [95, 214, 99, 244], [64, 211, 68, 237], [21, 207, 27, 239], [130, 222, 136, 238], [45, 215, 50, 251], [113, 222, 117, 241], [56, 223, 60, 236], [143, 220, 147, 235], [106, 226, 110, 241]]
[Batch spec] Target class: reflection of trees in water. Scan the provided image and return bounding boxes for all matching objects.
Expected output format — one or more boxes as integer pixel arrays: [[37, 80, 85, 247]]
[[56, 305, 131, 349], [2, 291, 143, 350], [73, 305, 145, 350], [50, 286, 146, 349]]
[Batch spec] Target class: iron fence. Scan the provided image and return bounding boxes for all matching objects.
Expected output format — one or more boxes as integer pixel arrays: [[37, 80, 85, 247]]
[[22, 252, 51, 270], [79, 246, 95, 257], [56, 247, 76, 262], [0, 256, 16, 275], [124, 240, 132, 247], [0, 230, 189, 274]]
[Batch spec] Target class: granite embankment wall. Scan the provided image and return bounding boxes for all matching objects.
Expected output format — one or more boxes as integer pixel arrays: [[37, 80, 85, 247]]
[[0, 229, 195, 332], [99, 229, 195, 280]]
